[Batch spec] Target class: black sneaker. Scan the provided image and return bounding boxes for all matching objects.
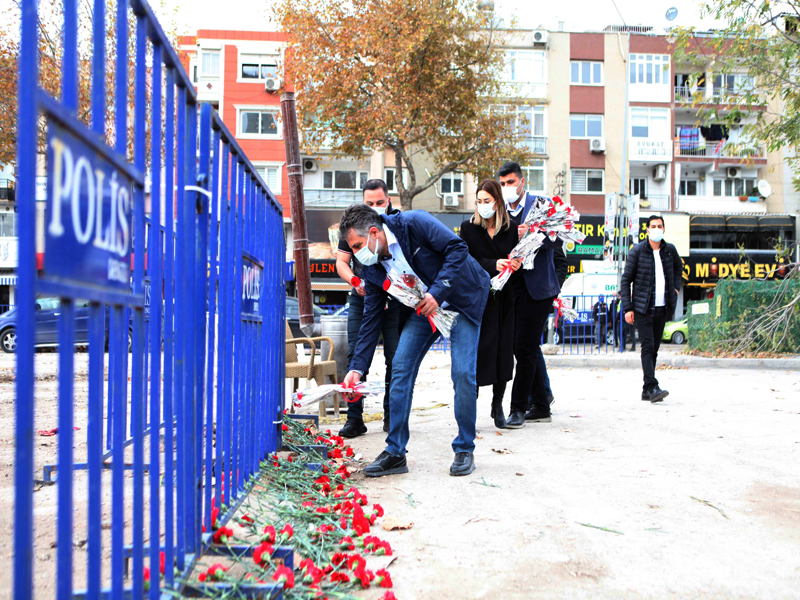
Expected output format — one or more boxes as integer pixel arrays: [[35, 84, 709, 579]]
[[644, 387, 669, 403], [339, 418, 367, 439], [506, 411, 526, 429], [524, 408, 552, 422], [449, 451, 475, 476], [364, 450, 408, 478]]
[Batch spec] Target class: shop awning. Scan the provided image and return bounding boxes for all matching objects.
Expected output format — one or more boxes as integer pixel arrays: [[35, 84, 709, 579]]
[[690, 215, 726, 230], [725, 215, 759, 232], [310, 280, 350, 292], [758, 215, 795, 230], [0, 276, 17, 285]]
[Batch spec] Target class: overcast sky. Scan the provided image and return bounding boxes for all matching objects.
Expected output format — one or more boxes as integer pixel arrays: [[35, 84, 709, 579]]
[[155, 0, 721, 36]]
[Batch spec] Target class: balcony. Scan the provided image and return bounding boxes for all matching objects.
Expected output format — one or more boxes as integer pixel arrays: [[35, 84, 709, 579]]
[[521, 136, 547, 155], [674, 85, 706, 102], [675, 195, 767, 214], [636, 195, 671, 211], [673, 140, 767, 163], [500, 82, 548, 100], [303, 188, 362, 209]]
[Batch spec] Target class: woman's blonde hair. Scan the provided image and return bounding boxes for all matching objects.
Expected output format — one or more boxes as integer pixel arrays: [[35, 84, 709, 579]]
[[471, 179, 511, 232]]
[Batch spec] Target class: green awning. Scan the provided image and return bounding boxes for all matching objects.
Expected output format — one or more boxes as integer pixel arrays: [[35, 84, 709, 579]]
[[726, 215, 759, 232], [690, 215, 726, 230], [758, 215, 795, 230]]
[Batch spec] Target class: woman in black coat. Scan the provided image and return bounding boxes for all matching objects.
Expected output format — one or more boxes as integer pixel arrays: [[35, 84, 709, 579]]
[[459, 179, 521, 428]]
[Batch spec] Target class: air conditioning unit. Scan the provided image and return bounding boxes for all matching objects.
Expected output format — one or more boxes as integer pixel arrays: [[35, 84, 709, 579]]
[[652, 164, 667, 181], [443, 194, 459, 208], [727, 167, 741, 178], [532, 30, 549, 46], [303, 159, 318, 173], [265, 76, 282, 92], [589, 137, 606, 153]]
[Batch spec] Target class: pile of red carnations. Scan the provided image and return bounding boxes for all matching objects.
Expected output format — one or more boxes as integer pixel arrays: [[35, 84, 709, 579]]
[[171, 416, 398, 600]]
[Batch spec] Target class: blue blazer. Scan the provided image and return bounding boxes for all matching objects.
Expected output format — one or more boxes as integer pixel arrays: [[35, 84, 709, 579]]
[[349, 210, 490, 374], [510, 193, 562, 301]]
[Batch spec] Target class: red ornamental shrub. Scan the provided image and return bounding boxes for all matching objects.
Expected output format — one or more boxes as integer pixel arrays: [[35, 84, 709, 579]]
[[272, 565, 295, 590], [253, 542, 274, 566]]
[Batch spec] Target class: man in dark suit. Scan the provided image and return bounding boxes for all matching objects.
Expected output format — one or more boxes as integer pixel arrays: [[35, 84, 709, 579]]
[[498, 162, 562, 429], [340, 204, 490, 477]]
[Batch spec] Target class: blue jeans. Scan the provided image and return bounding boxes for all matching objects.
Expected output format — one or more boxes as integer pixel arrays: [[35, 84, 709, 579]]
[[385, 312, 480, 456]]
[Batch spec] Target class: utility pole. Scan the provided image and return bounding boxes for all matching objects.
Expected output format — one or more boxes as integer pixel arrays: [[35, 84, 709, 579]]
[[281, 92, 314, 336], [617, 32, 632, 292]]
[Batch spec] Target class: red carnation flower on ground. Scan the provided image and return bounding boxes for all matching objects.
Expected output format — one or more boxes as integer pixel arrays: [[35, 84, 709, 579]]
[[375, 568, 393, 588], [380, 592, 397, 600], [261, 525, 276, 543], [240, 513, 254, 524], [330, 571, 350, 584], [253, 542, 274, 566], [345, 446, 354, 457], [143, 566, 151, 592], [372, 504, 385, 517], [280, 523, 294, 542], [339, 536, 355, 550], [353, 566, 375, 588], [212, 527, 233, 544], [281, 424, 288, 431], [272, 565, 295, 589], [347, 553, 366, 571]]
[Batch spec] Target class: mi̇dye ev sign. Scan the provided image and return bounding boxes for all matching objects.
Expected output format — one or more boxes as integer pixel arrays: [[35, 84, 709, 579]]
[[44, 122, 133, 291]]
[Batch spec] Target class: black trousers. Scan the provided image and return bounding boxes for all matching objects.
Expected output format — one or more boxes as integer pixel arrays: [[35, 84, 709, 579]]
[[634, 307, 667, 392], [511, 293, 555, 414]]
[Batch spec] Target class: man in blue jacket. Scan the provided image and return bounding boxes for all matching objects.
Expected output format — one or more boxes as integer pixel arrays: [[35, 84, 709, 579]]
[[340, 203, 490, 478], [498, 162, 562, 429]]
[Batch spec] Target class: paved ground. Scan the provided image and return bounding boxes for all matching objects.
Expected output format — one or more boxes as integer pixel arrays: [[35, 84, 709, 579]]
[[346, 350, 800, 599]]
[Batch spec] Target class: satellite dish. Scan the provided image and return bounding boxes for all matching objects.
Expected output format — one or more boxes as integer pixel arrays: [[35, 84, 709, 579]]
[[757, 179, 773, 198], [666, 7, 678, 21]]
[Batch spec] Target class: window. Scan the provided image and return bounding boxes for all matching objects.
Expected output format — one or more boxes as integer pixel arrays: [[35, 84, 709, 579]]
[[678, 180, 698, 196], [440, 172, 462, 194], [515, 105, 545, 137], [629, 54, 670, 85], [713, 74, 755, 97], [524, 160, 546, 193], [713, 178, 757, 197], [630, 107, 668, 138], [570, 61, 603, 85], [630, 177, 646, 197], [200, 50, 220, 77], [570, 169, 604, 193], [240, 55, 279, 80], [504, 50, 546, 83], [256, 165, 282, 194], [322, 170, 369, 190], [238, 109, 280, 137], [0, 212, 16, 237], [385, 168, 409, 192], [569, 114, 603, 138]]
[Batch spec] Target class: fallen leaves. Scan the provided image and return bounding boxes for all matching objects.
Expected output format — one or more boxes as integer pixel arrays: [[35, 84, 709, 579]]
[[491, 448, 513, 454], [495, 431, 503, 436], [382, 516, 414, 531]]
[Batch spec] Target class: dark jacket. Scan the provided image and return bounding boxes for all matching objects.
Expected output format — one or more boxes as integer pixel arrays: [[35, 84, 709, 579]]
[[592, 300, 608, 323], [621, 239, 683, 317], [553, 245, 568, 287], [509, 193, 562, 300], [459, 219, 517, 386], [350, 210, 490, 373]]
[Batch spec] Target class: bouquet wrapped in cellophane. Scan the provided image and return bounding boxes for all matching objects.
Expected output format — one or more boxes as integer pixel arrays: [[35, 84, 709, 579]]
[[292, 381, 385, 409], [491, 195, 586, 292], [382, 270, 458, 339], [553, 296, 579, 323]]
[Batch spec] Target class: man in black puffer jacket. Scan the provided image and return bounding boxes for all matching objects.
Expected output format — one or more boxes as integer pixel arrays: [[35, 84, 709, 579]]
[[621, 215, 683, 403]]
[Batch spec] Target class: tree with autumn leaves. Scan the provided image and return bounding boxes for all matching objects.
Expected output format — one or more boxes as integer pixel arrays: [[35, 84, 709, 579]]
[[277, 0, 533, 210]]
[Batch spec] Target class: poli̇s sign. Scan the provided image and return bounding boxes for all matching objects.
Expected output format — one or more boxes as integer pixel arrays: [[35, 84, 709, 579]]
[[241, 255, 263, 319], [44, 122, 133, 291]]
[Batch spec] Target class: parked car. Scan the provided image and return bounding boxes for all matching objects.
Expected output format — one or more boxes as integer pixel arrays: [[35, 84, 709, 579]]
[[663, 318, 688, 344], [0, 296, 134, 353], [285, 296, 324, 340]]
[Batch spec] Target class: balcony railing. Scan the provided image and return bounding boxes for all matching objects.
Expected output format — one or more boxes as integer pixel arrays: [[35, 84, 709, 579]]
[[635, 195, 670, 211], [521, 136, 547, 155], [673, 140, 766, 160], [675, 195, 767, 213], [303, 188, 362, 208], [674, 85, 706, 102]]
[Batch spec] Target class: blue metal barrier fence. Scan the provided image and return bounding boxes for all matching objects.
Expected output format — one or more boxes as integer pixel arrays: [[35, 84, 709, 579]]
[[14, 0, 285, 597]]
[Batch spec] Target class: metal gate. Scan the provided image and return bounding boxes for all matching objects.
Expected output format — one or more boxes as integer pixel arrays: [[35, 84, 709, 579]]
[[14, 0, 285, 597]]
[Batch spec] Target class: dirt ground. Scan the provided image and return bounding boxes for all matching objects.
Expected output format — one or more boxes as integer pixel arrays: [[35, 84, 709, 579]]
[[347, 351, 800, 599], [1, 350, 799, 599]]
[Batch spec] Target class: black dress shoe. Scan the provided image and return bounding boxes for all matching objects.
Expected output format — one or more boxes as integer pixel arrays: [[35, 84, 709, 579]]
[[524, 408, 552, 422], [548, 394, 555, 406], [643, 387, 669, 403], [339, 418, 367, 439], [364, 450, 408, 478], [449, 451, 475, 476], [490, 399, 507, 429], [505, 411, 526, 429]]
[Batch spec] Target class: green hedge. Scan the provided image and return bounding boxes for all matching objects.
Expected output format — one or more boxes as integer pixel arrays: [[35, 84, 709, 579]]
[[687, 278, 800, 353]]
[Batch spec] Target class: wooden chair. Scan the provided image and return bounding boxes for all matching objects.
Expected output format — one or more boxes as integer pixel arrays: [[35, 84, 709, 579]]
[[285, 321, 340, 418]]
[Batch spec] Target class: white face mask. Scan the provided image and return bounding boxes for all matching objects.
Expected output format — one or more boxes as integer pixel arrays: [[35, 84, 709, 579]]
[[354, 232, 381, 266], [648, 228, 664, 243], [370, 204, 387, 215], [477, 202, 496, 219], [501, 181, 522, 203]]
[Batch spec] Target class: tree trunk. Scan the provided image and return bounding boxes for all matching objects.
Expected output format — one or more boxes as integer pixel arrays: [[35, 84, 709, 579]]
[[399, 190, 414, 212]]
